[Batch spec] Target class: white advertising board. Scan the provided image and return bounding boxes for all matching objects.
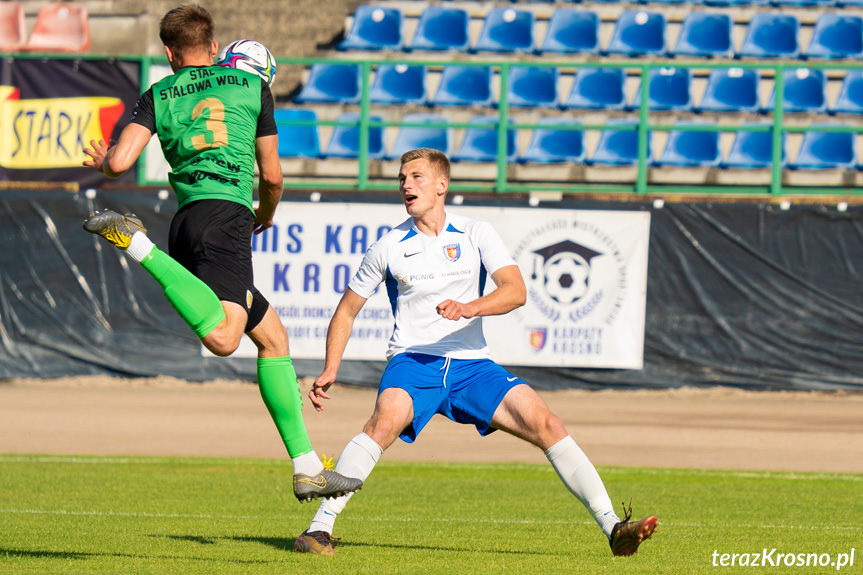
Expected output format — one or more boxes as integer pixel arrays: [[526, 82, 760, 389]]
[[228, 203, 650, 369]]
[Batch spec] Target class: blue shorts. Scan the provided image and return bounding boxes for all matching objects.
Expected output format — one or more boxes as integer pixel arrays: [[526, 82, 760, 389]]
[[379, 353, 525, 444]]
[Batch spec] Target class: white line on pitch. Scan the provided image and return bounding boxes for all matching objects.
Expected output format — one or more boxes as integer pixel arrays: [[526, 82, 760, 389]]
[[2, 509, 861, 531]]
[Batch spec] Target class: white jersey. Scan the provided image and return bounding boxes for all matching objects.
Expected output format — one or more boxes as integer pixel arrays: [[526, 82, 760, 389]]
[[349, 212, 516, 360]]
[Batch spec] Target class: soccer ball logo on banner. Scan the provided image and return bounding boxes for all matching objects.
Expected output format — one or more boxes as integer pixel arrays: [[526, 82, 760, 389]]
[[532, 240, 602, 306]]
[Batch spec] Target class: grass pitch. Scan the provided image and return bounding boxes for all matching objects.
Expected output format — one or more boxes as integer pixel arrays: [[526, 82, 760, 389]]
[[0, 455, 860, 574]]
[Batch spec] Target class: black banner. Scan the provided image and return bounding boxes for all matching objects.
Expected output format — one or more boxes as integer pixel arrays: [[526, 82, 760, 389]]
[[1, 190, 862, 391], [0, 58, 141, 187]]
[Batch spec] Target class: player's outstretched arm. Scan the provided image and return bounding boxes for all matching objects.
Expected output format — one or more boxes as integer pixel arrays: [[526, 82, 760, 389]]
[[310, 288, 368, 411], [253, 134, 284, 235], [82, 123, 152, 178], [436, 264, 526, 321]]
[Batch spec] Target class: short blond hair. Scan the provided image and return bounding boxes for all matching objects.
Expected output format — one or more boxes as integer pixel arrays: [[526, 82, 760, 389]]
[[400, 148, 450, 180]]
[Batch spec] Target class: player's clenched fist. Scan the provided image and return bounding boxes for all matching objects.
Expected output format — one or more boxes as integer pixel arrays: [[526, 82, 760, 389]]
[[436, 299, 476, 321]]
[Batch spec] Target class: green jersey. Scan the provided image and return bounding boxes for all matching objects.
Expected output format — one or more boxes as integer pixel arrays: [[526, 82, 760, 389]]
[[132, 65, 276, 212]]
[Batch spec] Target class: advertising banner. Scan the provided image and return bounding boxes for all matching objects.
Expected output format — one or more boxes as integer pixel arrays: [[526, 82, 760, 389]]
[[0, 58, 140, 186], [142, 63, 172, 184], [230, 203, 650, 369]]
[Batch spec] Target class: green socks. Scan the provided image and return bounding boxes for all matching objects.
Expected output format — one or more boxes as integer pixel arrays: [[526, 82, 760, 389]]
[[139, 247, 226, 338], [257, 356, 314, 458]]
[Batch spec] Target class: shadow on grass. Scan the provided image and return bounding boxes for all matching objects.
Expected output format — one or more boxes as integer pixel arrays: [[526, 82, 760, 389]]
[[0, 546, 273, 565], [158, 534, 564, 557]]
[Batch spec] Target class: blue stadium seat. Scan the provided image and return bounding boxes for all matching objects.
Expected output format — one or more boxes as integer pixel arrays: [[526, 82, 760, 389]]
[[370, 64, 426, 105], [764, 68, 827, 114], [430, 65, 493, 107], [630, 67, 692, 111], [274, 109, 319, 158], [386, 113, 452, 160], [452, 115, 517, 163], [605, 11, 666, 57], [519, 118, 585, 164], [672, 13, 733, 58], [737, 14, 800, 59], [791, 127, 856, 169], [705, 0, 768, 5], [590, 121, 648, 165], [408, 6, 470, 52], [323, 113, 385, 159], [697, 68, 761, 113], [805, 15, 863, 59], [537, 9, 600, 54], [294, 63, 360, 104], [831, 70, 863, 114], [723, 127, 787, 169], [562, 67, 626, 110], [474, 7, 534, 53], [656, 124, 721, 167], [338, 5, 403, 51], [507, 66, 558, 107], [771, 0, 834, 6]]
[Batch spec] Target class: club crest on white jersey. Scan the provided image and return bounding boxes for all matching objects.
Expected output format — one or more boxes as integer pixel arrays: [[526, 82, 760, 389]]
[[443, 244, 461, 262]]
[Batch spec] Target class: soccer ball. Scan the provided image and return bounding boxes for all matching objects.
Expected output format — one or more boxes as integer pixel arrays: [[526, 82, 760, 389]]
[[542, 253, 590, 305], [217, 39, 277, 86]]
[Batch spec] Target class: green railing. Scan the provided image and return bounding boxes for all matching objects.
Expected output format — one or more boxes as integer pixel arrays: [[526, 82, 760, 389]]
[[13, 52, 856, 197], [267, 56, 863, 197]]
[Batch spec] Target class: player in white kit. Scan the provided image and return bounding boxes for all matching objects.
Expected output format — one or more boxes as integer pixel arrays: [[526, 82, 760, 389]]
[[293, 148, 657, 556]]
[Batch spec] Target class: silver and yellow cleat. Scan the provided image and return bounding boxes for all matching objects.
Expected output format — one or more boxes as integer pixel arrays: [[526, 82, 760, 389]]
[[82, 210, 147, 250], [293, 469, 363, 503]]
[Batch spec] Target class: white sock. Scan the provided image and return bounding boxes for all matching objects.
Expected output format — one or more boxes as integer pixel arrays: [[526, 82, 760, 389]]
[[308, 432, 383, 534], [125, 231, 155, 262], [292, 450, 324, 476], [546, 435, 620, 538]]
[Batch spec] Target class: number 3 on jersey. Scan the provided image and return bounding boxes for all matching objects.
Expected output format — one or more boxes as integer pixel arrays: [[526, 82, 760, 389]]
[[190, 97, 228, 150]]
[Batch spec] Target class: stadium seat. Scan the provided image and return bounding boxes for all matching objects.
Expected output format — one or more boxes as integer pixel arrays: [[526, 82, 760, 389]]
[[605, 11, 666, 57], [630, 67, 692, 111], [704, 0, 768, 6], [23, 2, 89, 53], [274, 109, 320, 158], [323, 113, 385, 159], [831, 70, 863, 114], [0, 2, 26, 52], [294, 63, 361, 104], [473, 7, 534, 53], [537, 9, 600, 55], [791, 127, 856, 169], [656, 124, 721, 167], [408, 6, 470, 52], [370, 64, 426, 105], [386, 113, 453, 160], [723, 127, 787, 168], [804, 15, 863, 59], [771, 0, 834, 6], [764, 68, 827, 114], [507, 66, 558, 108], [737, 14, 800, 59], [519, 118, 585, 164], [429, 65, 493, 107], [672, 13, 733, 58], [338, 5, 403, 51], [590, 121, 647, 165], [452, 115, 517, 163], [561, 67, 627, 110], [697, 68, 761, 113]]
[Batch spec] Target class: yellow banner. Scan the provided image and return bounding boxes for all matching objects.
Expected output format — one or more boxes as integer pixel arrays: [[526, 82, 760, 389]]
[[0, 86, 125, 169]]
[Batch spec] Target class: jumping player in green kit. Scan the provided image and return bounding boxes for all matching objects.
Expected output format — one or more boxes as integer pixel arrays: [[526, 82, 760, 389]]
[[81, 3, 362, 503]]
